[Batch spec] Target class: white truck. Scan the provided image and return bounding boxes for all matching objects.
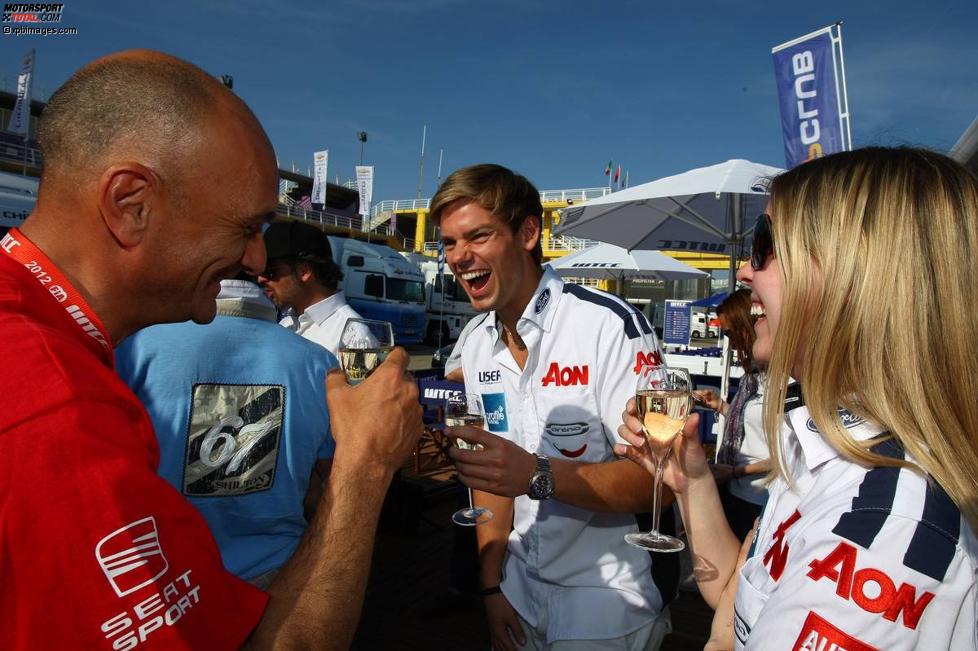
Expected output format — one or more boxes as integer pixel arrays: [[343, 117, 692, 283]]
[[327, 236, 428, 345], [0, 171, 38, 233], [401, 251, 476, 345]]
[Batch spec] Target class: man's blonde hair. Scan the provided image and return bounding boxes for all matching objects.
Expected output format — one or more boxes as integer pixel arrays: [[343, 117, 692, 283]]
[[763, 147, 978, 529], [430, 163, 543, 264]]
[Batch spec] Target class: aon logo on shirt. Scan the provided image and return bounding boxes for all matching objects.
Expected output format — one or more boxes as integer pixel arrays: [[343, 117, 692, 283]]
[[806, 541, 935, 630], [541, 363, 589, 387]]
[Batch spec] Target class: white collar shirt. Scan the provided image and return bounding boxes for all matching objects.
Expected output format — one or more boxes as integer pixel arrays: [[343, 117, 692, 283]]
[[460, 266, 667, 643], [734, 398, 978, 650], [279, 292, 362, 356]]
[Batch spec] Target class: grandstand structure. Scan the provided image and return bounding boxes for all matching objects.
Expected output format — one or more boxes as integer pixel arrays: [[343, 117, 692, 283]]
[[368, 189, 733, 273]]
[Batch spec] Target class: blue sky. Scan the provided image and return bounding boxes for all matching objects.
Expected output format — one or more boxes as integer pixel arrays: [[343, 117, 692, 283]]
[[1, 0, 975, 201]]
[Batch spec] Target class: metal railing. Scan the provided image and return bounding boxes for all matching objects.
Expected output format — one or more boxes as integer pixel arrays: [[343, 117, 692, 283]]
[[539, 187, 612, 203], [545, 235, 598, 252], [0, 137, 42, 170], [372, 198, 431, 216], [371, 187, 612, 217]]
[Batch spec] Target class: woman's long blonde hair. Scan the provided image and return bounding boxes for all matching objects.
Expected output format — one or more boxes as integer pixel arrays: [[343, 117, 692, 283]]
[[763, 147, 978, 529]]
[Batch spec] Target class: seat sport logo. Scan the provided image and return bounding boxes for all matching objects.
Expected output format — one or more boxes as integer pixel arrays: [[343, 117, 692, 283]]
[[541, 362, 588, 387], [96, 517, 169, 598], [632, 350, 663, 375], [807, 541, 936, 630], [792, 611, 878, 651]]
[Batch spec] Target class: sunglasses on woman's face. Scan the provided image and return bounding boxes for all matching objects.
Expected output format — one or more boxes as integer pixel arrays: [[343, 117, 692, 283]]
[[750, 213, 774, 271]]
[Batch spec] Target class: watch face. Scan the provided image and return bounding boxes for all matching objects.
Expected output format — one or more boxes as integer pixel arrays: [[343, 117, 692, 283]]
[[531, 472, 555, 499]]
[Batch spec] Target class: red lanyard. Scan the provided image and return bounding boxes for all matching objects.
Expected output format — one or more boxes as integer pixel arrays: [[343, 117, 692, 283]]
[[1, 228, 113, 364]]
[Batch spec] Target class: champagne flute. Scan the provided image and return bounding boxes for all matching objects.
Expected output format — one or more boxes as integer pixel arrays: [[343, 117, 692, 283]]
[[337, 318, 393, 385], [625, 366, 692, 552], [445, 393, 494, 526]]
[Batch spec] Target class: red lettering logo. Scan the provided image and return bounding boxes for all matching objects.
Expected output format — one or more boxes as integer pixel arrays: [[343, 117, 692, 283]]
[[792, 611, 878, 651], [632, 350, 663, 375], [807, 541, 936, 630], [541, 362, 589, 387], [763, 509, 801, 581]]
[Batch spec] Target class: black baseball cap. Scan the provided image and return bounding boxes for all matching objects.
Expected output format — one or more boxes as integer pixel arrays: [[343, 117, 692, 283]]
[[263, 221, 333, 261]]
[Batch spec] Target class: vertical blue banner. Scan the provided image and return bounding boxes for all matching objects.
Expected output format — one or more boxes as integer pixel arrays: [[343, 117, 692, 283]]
[[663, 300, 692, 346], [772, 25, 849, 169]]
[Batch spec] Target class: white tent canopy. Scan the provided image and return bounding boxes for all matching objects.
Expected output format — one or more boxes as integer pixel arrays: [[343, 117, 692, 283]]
[[549, 243, 707, 282], [556, 159, 783, 290]]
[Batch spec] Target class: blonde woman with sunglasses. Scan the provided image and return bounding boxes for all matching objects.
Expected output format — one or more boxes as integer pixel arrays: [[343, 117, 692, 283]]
[[617, 147, 978, 650]]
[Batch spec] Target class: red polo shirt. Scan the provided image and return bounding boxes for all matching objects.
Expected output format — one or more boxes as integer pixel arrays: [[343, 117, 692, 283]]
[[0, 231, 267, 650]]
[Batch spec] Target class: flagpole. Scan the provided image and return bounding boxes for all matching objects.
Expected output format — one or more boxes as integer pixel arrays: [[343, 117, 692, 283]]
[[416, 125, 426, 200]]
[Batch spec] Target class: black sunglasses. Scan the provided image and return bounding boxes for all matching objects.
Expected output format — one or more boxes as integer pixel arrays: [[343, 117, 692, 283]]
[[261, 259, 295, 281], [750, 213, 774, 271]]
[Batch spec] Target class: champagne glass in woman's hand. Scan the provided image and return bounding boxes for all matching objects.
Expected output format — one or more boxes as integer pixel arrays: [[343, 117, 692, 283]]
[[624, 366, 693, 552]]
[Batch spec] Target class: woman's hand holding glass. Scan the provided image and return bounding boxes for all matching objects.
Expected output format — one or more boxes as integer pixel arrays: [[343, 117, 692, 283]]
[[615, 397, 710, 496]]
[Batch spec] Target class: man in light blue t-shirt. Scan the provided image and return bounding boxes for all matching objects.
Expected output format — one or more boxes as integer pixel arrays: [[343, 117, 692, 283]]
[[117, 276, 335, 586]]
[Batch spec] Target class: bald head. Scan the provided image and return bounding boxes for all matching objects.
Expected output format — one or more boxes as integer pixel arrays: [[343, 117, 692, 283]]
[[37, 50, 268, 188]]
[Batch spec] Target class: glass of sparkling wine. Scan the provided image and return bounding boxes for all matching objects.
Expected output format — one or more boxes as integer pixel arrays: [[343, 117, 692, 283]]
[[625, 366, 693, 552], [338, 318, 394, 385], [445, 393, 494, 527]]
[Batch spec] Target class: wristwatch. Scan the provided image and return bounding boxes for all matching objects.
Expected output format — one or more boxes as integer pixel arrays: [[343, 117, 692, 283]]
[[527, 454, 555, 500]]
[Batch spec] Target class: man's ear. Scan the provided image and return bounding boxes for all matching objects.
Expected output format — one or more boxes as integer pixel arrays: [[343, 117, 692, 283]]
[[520, 214, 542, 253], [97, 163, 162, 248], [296, 261, 314, 284]]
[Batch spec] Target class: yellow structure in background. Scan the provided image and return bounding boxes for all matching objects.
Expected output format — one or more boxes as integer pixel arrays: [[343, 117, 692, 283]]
[[371, 187, 732, 294]]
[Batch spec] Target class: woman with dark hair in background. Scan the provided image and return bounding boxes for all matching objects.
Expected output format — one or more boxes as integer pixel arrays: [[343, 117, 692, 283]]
[[694, 288, 771, 539]]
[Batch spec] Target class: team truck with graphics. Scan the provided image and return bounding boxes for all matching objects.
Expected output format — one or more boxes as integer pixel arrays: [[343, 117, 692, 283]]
[[328, 236, 427, 345], [401, 252, 476, 344]]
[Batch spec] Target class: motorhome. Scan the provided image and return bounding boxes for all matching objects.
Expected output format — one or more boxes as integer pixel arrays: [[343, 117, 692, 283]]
[[401, 252, 476, 344], [328, 236, 428, 345]]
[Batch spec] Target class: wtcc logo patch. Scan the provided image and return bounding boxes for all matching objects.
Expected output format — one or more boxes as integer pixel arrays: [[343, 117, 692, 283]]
[[481, 393, 509, 433]]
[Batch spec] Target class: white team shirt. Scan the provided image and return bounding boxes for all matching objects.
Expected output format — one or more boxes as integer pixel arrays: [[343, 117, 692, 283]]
[[460, 266, 666, 643], [280, 291, 362, 356], [735, 394, 978, 650]]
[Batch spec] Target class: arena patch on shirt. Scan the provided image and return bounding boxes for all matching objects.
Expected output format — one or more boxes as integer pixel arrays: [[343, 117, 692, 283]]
[[543, 422, 590, 458], [183, 384, 284, 496], [791, 611, 878, 651], [481, 393, 509, 433]]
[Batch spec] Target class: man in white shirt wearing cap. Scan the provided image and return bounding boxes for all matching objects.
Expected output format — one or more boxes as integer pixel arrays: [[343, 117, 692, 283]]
[[259, 220, 363, 355], [435, 164, 672, 651]]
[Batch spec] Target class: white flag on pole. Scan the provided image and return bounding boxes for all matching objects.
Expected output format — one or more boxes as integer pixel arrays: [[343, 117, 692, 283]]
[[311, 150, 328, 205], [356, 165, 374, 223], [8, 49, 35, 136]]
